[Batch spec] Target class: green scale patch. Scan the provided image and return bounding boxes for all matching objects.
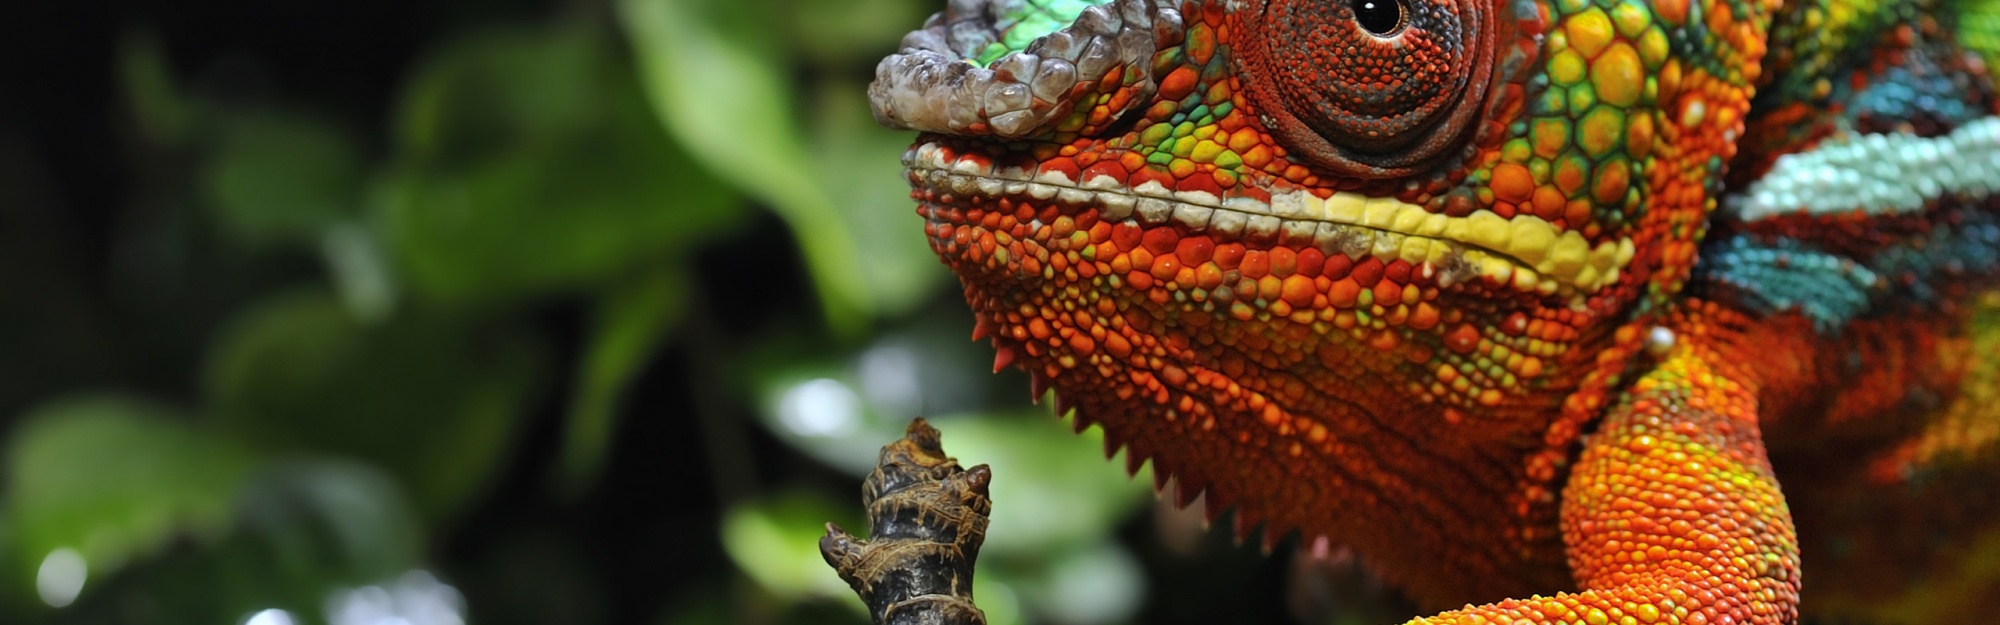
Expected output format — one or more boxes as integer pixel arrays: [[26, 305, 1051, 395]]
[[975, 0, 1116, 66]]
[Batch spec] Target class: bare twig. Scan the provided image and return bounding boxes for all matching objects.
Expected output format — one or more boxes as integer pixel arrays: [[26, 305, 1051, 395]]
[[820, 418, 991, 625]]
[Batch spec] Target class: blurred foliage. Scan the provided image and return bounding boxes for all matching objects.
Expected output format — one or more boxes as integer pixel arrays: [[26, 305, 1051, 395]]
[[204, 289, 543, 520], [383, 23, 740, 310], [2, 0, 1307, 623], [621, 0, 943, 332], [6, 396, 255, 579]]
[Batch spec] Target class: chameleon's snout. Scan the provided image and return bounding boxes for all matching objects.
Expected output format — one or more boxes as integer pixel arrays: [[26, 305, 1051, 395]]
[[867, 0, 1181, 138]]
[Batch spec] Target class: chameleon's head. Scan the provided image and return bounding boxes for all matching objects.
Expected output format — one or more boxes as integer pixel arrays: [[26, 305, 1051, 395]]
[[870, 0, 1762, 562]]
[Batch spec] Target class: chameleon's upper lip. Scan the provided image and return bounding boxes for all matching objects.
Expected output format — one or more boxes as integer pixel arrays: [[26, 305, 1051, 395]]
[[905, 141, 1636, 294], [869, 0, 1180, 138]]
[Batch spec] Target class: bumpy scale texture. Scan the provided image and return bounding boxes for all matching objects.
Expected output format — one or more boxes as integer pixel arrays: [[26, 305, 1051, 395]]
[[867, 0, 2000, 620], [1418, 302, 1804, 624]]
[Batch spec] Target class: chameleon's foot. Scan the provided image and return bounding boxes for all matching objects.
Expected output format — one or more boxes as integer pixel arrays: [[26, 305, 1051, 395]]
[[820, 418, 992, 625]]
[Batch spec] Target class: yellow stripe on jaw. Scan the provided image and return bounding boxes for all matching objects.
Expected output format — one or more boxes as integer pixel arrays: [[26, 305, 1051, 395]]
[[1302, 191, 1634, 293]]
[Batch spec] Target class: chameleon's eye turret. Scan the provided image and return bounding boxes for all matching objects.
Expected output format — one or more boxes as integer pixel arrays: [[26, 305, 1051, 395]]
[[1238, 0, 1497, 177]]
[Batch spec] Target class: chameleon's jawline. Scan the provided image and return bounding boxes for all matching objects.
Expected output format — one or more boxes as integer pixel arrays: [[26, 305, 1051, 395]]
[[904, 141, 1637, 294]]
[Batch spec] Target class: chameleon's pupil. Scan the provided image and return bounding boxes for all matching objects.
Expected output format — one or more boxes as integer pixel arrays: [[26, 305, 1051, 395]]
[[1351, 0, 1403, 36]]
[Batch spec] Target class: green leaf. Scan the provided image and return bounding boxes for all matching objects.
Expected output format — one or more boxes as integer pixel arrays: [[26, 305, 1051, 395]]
[[622, 0, 955, 326], [3, 395, 256, 593], [393, 24, 607, 167], [203, 110, 366, 246], [619, 0, 871, 331], [805, 80, 952, 319], [380, 22, 741, 307], [0, 462, 427, 624], [203, 290, 541, 520], [554, 265, 690, 493]]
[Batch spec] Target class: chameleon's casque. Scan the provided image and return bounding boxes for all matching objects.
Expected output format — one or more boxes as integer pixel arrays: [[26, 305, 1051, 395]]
[[870, 0, 2000, 621]]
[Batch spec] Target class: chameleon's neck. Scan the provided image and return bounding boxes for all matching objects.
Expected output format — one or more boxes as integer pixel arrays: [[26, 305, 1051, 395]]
[[1655, 295, 1986, 446]]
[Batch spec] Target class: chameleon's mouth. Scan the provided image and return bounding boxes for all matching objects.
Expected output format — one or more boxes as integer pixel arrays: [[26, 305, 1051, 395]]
[[905, 140, 1636, 294], [868, 0, 1180, 138]]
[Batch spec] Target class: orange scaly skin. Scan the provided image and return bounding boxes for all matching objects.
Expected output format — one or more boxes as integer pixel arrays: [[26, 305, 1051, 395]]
[[869, 0, 2000, 620], [1422, 300, 1801, 625]]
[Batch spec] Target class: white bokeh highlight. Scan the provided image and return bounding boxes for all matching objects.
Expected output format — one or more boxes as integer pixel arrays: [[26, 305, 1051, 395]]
[[244, 608, 298, 625], [326, 570, 466, 625], [777, 378, 862, 438], [36, 548, 87, 608]]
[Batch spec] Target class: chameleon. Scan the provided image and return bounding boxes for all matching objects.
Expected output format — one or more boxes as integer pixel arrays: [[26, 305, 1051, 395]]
[[864, 0, 2000, 621]]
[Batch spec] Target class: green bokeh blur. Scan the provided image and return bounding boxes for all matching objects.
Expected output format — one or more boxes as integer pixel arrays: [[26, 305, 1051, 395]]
[[3, 1, 1358, 623]]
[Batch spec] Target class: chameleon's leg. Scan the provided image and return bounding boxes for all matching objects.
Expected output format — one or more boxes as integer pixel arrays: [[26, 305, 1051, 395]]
[[1411, 331, 1801, 625]]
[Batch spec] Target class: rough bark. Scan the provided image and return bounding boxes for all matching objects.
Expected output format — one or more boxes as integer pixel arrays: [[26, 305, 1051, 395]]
[[820, 418, 991, 625]]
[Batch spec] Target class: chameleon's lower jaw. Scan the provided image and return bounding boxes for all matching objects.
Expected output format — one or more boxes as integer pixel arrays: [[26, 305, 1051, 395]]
[[899, 133, 1616, 414], [899, 134, 1604, 605]]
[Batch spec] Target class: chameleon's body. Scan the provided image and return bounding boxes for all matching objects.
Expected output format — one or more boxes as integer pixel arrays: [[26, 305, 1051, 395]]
[[866, 0, 2000, 620]]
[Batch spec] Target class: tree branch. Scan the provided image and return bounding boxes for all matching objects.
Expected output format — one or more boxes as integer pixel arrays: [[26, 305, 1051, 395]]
[[820, 418, 991, 625]]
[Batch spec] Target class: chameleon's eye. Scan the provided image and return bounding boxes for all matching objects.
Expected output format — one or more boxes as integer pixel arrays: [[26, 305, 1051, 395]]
[[1350, 0, 1406, 37], [1239, 0, 1496, 176]]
